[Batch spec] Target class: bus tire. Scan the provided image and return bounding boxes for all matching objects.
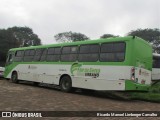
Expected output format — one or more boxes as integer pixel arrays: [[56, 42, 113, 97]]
[[11, 72, 19, 83], [33, 82, 40, 86], [60, 76, 72, 92]]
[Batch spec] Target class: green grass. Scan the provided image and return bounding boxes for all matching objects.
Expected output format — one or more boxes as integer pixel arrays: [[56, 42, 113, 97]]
[[130, 93, 160, 102], [130, 81, 160, 102]]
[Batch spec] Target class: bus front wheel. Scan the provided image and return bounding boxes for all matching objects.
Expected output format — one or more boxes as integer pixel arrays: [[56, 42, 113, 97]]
[[60, 76, 72, 92], [11, 72, 19, 83]]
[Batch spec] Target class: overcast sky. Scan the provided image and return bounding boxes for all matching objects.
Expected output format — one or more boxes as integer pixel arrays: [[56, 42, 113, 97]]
[[0, 0, 159, 44]]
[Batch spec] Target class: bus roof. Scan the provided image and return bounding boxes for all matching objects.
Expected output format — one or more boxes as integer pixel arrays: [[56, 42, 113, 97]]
[[153, 53, 160, 57], [9, 36, 150, 51]]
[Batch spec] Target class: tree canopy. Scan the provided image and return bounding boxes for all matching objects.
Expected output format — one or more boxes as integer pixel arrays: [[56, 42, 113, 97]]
[[0, 26, 41, 66], [7, 26, 41, 47], [54, 31, 89, 43], [127, 28, 160, 53], [100, 34, 119, 39]]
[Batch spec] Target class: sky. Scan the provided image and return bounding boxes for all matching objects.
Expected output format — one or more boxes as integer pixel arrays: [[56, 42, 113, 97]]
[[0, 0, 159, 44]]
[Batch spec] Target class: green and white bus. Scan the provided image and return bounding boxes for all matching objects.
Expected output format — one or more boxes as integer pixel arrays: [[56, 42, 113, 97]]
[[4, 36, 152, 92]]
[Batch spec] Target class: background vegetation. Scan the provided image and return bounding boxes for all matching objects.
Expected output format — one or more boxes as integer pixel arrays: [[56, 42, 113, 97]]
[[0, 26, 41, 66], [130, 81, 160, 102]]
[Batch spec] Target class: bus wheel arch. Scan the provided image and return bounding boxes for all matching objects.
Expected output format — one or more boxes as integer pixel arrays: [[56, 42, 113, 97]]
[[59, 74, 73, 92], [11, 71, 19, 83]]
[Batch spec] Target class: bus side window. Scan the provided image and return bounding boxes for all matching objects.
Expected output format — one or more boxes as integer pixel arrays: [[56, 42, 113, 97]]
[[14, 50, 24, 62], [46, 47, 61, 62], [78, 44, 99, 62], [61, 46, 78, 62], [100, 42, 125, 62], [153, 57, 160, 68], [23, 49, 35, 62], [40, 49, 48, 61], [34, 49, 44, 61]]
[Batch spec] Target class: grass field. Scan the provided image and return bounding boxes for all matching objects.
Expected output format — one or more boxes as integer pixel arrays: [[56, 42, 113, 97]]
[[130, 81, 160, 102]]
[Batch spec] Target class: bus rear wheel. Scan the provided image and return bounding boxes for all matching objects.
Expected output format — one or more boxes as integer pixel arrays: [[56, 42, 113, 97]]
[[33, 82, 40, 86], [60, 76, 72, 92], [11, 72, 19, 83]]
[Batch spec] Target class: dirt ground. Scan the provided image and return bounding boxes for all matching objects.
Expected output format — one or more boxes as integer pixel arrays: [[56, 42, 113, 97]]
[[0, 78, 160, 120]]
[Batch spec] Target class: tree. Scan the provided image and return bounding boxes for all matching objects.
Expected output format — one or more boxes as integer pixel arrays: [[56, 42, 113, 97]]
[[0, 26, 41, 66], [127, 28, 160, 53], [54, 31, 89, 43], [100, 34, 119, 39], [0, 29, 17, 66], [7, 26, 41, 47]]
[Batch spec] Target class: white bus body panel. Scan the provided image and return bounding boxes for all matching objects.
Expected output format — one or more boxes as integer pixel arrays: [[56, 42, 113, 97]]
[[7, 64, 151, 90]]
